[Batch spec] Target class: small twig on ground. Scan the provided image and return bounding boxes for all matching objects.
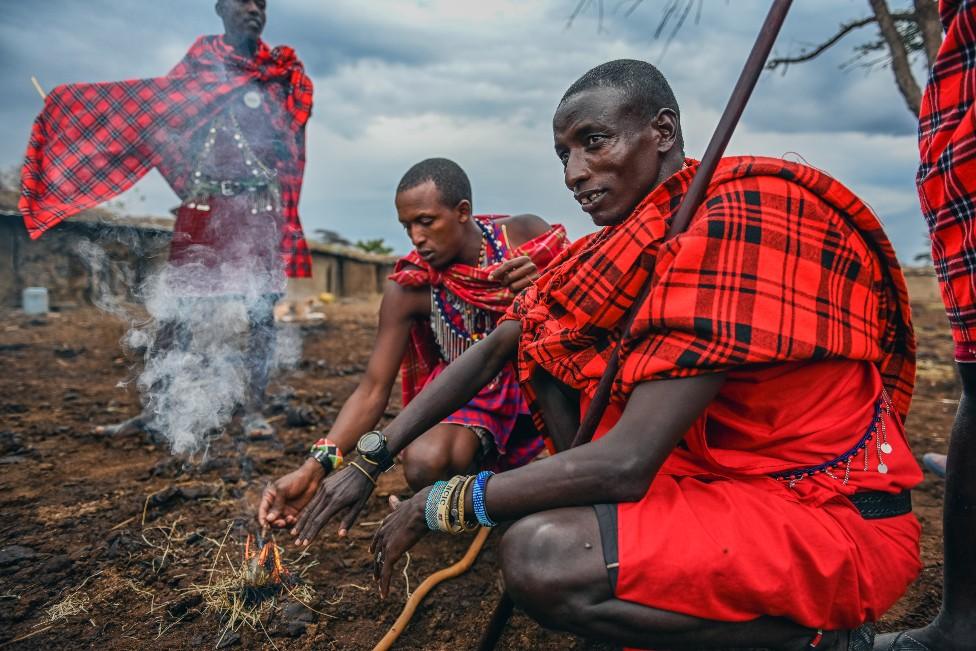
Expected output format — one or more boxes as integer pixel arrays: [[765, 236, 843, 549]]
[[142, 488, 165, 526], [125, 579, 157, 614], [155, 612, 187, 640], [401, 552, 412, 600], [110, 516, 136, 531], [323, 583, 370, 606], [0, 625, 53, 648]]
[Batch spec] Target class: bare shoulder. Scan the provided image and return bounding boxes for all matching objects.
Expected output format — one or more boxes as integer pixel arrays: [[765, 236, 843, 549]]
[[496, 213, 552, 248], [380, 277, 430, 322]]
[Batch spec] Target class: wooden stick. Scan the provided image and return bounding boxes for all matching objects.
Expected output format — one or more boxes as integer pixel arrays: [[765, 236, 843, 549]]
[[30, 76, 46, 100], [372, 527, 491, 651]]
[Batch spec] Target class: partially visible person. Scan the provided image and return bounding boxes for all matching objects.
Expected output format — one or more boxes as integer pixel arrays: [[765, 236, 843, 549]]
[[258, 158, 567, 533], [875, 1, 976, 649], [288, 60, 921, 651], [20, 0, 314, 441]]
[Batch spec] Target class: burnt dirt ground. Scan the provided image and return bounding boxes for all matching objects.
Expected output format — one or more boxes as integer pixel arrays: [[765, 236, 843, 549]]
[[0, 296, 958, 650]]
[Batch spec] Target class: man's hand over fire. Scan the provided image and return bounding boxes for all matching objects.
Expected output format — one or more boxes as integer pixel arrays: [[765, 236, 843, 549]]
[[292, 462, 376, 545], [258, 460, 324, 530], [370, 491, 429, 598], [489, 255, 539, 293]]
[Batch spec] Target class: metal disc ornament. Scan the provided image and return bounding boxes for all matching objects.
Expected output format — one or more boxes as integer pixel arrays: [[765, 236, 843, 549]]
[[881, 442, 893, 454], [877, 462, 889, 474], [243, 90, 262, 109]]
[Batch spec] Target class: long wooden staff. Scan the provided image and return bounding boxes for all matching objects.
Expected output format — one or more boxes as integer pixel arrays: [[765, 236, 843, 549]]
[[478, 1, 794, 648], [31, 76, 46, 100]]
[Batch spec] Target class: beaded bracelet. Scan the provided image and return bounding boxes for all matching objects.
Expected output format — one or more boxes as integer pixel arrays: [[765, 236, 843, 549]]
[[437, 476, 466, 534], [472, 471, 497, 527], [425, 481, 447, 531], [456, 474, 478, 532], [309, 437, 343, 472]]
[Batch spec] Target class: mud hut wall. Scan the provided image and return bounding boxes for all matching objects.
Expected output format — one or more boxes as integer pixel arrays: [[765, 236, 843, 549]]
[[0, 218, 170, 309], [340, 258, 383, 297], [2, 213, 395, 308], [0, 218, 18, 307]]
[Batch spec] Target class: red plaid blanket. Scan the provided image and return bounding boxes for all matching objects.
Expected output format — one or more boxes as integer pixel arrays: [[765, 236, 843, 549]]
[[917, 0, 976, 357], [389, 217, 568, 404], [505, 156, 916, 424], [20, 35, 313, 277]]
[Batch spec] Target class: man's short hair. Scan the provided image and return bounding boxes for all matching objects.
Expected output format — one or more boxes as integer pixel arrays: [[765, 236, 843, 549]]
[[561, 59, 683, 150], [396, 158, 472, 208]]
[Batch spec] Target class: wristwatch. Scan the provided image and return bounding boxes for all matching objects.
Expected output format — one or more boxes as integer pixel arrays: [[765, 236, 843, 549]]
[[356, 430, 395, 472]]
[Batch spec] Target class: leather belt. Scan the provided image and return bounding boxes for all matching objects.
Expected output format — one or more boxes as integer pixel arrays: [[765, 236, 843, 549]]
[[848, 489, 912, 519]]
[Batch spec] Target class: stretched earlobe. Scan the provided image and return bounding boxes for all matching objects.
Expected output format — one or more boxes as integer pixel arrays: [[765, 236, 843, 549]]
[[456, 200, 473, 222], [655, 108, 679, 153]]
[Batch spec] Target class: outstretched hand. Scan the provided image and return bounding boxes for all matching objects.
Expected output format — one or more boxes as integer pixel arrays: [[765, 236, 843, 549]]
[[489, 255, 539, 293], [258, 460, 324, 530], [292, 463, 377, 545], [370, 491, 430, 598]]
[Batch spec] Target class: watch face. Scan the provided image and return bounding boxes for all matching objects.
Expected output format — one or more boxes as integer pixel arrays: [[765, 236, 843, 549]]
[[358, 431, 383, 454]]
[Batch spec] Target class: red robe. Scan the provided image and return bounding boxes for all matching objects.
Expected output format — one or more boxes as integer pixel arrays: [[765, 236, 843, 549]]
[[504, 156, 921, 629], [20, 35, 313, 277]]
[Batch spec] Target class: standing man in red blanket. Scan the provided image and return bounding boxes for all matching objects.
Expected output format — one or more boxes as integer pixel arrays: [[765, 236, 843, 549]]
[[20, 0, 313, 441], [290, 61, 922, 650], [258, 158, 567, 534], [875, 1, 976, 649]]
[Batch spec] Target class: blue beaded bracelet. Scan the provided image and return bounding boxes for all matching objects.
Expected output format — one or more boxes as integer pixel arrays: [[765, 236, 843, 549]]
[[472, 471, 496, 527], [425, 481, 447, 531]]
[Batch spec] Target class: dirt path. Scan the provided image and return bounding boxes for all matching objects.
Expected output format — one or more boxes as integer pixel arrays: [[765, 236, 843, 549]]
[[0, 297, 955, 649]]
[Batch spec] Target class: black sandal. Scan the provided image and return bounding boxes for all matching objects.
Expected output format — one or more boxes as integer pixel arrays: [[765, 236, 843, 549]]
[[846, 624, 875, 650]]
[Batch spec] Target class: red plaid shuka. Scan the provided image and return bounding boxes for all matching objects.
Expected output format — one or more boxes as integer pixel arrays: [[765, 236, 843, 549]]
[[390, 216, 568, 469], [918, 0, 976, 359], [504, 156, 920, 630], [505, 156, 916, 425], [20, 35, 313, 277]]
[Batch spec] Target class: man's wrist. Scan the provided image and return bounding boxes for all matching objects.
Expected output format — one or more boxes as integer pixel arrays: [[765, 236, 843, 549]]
[[301, 457, 327, 482]]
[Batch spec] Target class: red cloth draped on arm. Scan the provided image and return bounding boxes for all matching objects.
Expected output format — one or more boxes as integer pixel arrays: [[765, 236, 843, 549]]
[[19, 35, 313, 277]]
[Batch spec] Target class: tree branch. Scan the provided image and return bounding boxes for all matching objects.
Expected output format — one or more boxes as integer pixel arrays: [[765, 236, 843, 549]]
[[766, 10, 916, 71], [869, 0, 922, 115], [913, 0, 942, 68]]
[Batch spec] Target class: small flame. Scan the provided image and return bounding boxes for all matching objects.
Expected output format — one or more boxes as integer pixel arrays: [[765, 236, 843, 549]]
[[244, 534, 291, 587]]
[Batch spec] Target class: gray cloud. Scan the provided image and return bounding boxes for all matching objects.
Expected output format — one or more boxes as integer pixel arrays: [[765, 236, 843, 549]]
[[0, 0, 931, 262]]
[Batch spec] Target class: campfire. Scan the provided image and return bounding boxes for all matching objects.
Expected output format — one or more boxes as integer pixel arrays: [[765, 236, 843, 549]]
[[242, 534, 297, 602], [189, 530, 317, 641]]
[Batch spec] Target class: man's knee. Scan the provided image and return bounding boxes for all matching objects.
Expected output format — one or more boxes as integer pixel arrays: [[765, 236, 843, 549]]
[[500, 511, 602, 630], [400, 441, 453, 490]]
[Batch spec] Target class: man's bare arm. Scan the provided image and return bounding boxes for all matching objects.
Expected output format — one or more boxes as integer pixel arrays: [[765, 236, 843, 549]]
[[482, 374, 725, 518], [257, 279, 426, 529], [324, 279, 428, 456]]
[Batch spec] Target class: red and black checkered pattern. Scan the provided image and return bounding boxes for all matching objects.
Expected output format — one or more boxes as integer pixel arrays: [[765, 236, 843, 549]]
[[390, 217, 568, 404], [918, 0, 976, 358], [504, 156, 916, 423], [20, 35, 313, 277]]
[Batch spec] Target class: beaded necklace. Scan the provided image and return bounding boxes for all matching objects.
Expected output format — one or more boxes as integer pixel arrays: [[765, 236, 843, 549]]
[[430, 219, 506, 363]]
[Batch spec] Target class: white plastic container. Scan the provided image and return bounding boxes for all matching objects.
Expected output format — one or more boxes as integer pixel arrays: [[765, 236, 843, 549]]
[[22, 287, 49, 315]]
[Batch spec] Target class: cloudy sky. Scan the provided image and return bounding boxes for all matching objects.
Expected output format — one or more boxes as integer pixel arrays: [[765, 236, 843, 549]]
[[1, 0, 929, 260]]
